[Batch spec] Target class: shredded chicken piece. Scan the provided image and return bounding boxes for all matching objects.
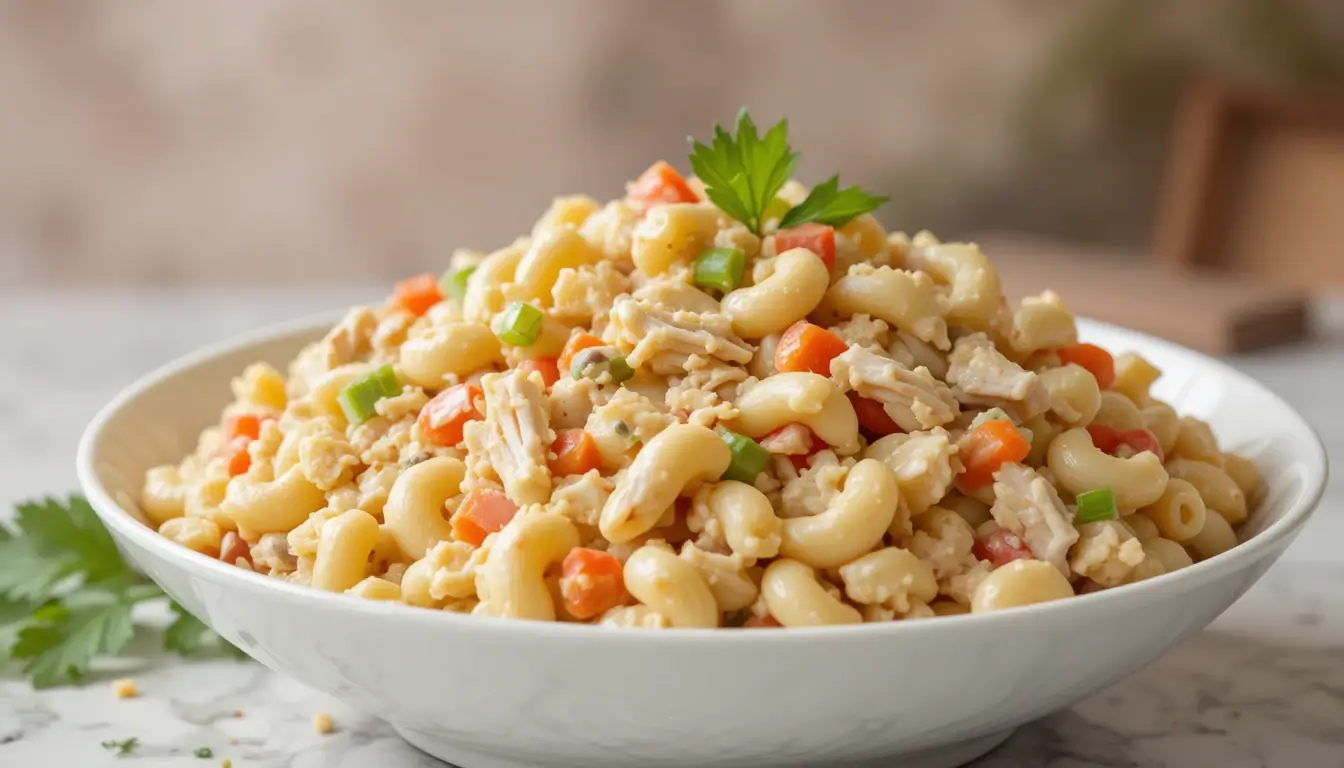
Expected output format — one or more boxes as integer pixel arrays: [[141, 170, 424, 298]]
[[943, 559, 992, 606], [887, 331, 949, 380], [353, 464, 398, 517], [584, 388, 676, 470], [297, 425, 361, 492], [418, 540, 483, 600], [551, 261, 631, 325], [480, 370, 553, 505], [548, 376, 607, 430], [665, 355, 748, 427], [778, 453, 855, 519], [989, 463, 1079, 575], [908, 506, 977, 581], [830, 346, 959, 431], [680, 542, 758, 612], [606, 296, 753, 375], [1069, 521, 1146, 587], [579, 199, 641, 265], [371, 311, 416, 360], [250, 535, 293, 578], [548, 470, 614, 528], [829, 314, 890, 351], [946, 333, 1050, 421], [322, 307, 378, 371], [868, 427, 958, 520]]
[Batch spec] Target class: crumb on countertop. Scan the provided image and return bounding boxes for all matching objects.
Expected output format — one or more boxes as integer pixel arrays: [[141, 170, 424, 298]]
[[229, 737, 238, 745], [222, 761, 232, 768], [232, 710, 244, 718], [313, 712, 334, 735], [112, 679, 139, 699]]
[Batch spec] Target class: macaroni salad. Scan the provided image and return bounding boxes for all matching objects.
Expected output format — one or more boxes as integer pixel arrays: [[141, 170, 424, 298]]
[[141, 114, 1263, 628]]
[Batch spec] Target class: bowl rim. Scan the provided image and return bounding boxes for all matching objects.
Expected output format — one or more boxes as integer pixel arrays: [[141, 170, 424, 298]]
[[76, 310, 1329, 645]]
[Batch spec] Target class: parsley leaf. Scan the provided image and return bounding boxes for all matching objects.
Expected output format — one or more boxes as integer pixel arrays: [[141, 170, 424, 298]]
[[0, 593, 39, 659], [194, 747, 214, 759], [1, 495, 252, 688], [11, 586, 143, 688], [0, 496, 126, 599], [777, 175, 889, 230], [688, 109, 798, 235], [102, 737, 139, 755]]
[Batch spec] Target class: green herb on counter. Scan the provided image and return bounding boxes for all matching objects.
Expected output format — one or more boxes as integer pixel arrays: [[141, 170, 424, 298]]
[[1, 496, 247, 689]]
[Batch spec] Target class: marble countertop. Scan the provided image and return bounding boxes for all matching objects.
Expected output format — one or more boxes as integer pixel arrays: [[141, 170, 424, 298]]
[[1, 287, 1341, 768]]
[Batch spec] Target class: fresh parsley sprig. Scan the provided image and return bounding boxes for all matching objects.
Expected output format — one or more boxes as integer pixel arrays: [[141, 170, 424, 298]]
[[1, 496, 246, 689], [778, 175, 890, 230], [688, 109, 798, 236], [687, 109, 887, 236]]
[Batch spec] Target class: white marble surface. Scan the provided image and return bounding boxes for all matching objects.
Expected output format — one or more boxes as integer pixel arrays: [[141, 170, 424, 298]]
[[2, 288, 1342, 768]]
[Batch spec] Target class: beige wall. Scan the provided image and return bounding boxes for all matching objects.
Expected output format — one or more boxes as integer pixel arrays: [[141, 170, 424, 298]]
[[1, 0, 1341, 285]]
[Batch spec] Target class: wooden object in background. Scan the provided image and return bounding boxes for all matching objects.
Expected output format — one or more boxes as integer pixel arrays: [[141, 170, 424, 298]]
[[1155, 80, 1344, 289], [976, 235, 1310, 355]]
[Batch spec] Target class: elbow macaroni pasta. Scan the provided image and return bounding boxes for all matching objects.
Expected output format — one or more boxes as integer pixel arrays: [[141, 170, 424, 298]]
[[383, 456, 465, 559], [722, 248, 830, 339], [143, 154, 1264, 627], [729, 373, 860, 455], [624, 545, 719, 628], [1047, 428, 1168, 509], [779, 459, 899, 569]]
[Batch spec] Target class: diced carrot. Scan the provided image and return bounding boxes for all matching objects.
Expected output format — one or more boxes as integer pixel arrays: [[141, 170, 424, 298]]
[[848, 392, 904, 438], [417, 384, 483, 447], [742, 614, 782, 628], [224, 414, 264, 441], [559, 332, 604, 375], [775, 321, 849, 375], [626, 160, 699, 209], [775, 223, 836, 270], [518, 357, 561, 389], [559, 547, 628, 620], [958, 419, 1031, 490], [451, 490, 519, 547], [550, 429, 603, 476], [1056, 343, 1116, 389], [219, 531, 253, 568], [221, 436, 252, 477], [389, 273, 445, 317]]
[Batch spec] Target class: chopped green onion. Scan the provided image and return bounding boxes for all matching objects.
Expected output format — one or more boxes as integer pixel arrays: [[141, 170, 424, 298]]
[[338, 364, 402, 425], [692, 247, 746, 293], [719, 429, 771, 484], [494, 302, 544, 346], [606, 355, 634, 383], [440, 265, 477, 301], [194, 747, 214, 759], [571, 349, 634, 383], [1075, 488, 1119, 523]]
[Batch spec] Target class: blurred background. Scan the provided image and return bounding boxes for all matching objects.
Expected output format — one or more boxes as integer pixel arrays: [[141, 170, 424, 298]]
[[3, 0, 1342, 287]]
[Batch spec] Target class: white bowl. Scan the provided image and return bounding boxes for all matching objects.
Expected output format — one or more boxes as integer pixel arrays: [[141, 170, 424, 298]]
[[77, 314, 1327, 768]]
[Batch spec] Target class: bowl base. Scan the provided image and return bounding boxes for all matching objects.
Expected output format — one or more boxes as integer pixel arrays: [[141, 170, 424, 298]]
[[394, 724, 1015, 768]]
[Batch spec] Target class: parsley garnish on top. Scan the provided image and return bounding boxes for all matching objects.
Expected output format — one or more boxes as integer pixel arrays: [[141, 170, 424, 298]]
[[0, 496, 246, 689], [687, 109, 888, 236]]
